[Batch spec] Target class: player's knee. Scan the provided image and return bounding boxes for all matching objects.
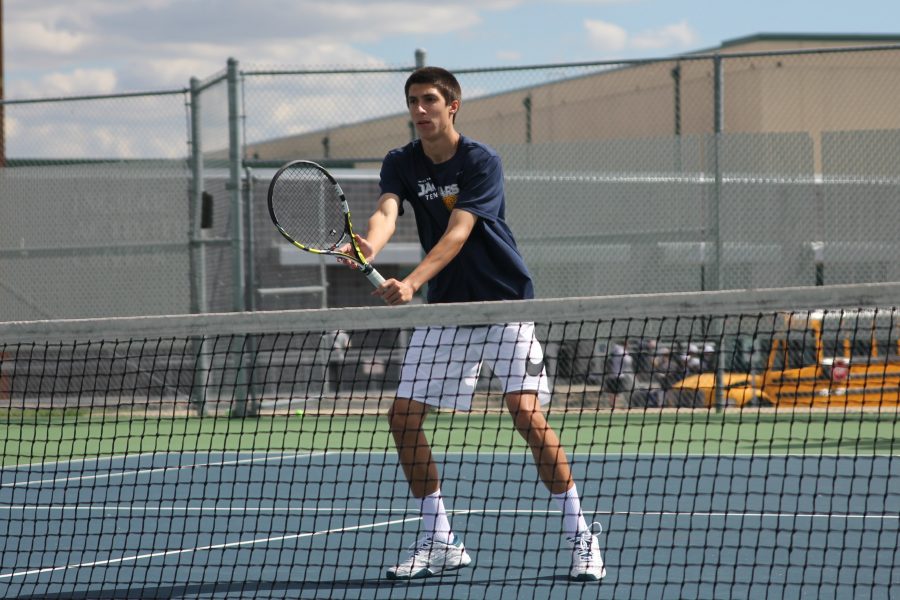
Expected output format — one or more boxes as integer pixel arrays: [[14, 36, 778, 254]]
[[387, 397, 424, 433], [508, 405, 540, 437], [386, 402, 404, 432]]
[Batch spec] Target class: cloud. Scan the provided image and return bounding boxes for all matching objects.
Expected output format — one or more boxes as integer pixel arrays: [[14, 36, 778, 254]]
[[11, 69, 118, 98], [4, 1, 486, 96], [7, 20, 90, 55], [585, 18, 699, 54], [584, 20, 629, 52], [631, 21, 699, 50], [496, 50, 523, 61]]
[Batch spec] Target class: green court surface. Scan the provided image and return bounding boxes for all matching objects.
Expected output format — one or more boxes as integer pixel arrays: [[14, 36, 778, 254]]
[[3, 409, 897, 466]]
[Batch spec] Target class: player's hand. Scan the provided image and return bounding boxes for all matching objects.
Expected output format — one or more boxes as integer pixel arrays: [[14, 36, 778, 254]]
[[372, 278, 416, 306], [336, 234, 374, 270]]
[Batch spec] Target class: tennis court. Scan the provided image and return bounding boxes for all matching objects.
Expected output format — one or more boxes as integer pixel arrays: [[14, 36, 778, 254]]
[[0, 410, 897, 599], [1, 286, 899, 599]]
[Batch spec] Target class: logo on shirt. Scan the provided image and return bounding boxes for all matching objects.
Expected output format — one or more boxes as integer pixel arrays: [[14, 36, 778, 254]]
[[525, 357, 544, 377], [417, 178, 459, 212]]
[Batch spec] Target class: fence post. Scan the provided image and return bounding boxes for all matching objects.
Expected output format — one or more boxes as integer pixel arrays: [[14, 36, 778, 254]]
[[709, 53, 723, 292], [188, 76, 209, 415], [227, 58, 254, 416], [712, 54, 725, 410], [227, 57, 246, 313], [189, 77, 206, 315]]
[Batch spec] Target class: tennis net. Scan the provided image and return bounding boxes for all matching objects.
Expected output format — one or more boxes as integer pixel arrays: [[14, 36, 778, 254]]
[[1, 283, 898, 599]]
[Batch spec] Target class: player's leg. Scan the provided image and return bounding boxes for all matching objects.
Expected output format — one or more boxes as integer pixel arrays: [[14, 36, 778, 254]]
[[491, 321, 606, 581], [385, 397, 471, 579], [387, 396, 439, 498], [386, 324, 481, 580], [504, 391, 606, 581], [504, 390, 572, 492]]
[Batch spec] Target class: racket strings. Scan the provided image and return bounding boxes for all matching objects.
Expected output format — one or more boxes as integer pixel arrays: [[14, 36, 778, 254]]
[[272, 167, 347, 251]]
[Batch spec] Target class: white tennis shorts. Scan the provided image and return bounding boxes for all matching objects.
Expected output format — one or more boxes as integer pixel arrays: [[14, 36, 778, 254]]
[[396, 322, 551, 411]]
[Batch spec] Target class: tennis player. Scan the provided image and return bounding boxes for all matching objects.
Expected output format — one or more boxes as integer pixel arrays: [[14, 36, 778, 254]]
[[344, 66, 605, 582]]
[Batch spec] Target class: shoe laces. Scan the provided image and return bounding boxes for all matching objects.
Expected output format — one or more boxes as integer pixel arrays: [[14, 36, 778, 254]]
[[570, 522, 603, 561], [408, 535, 435, 558]]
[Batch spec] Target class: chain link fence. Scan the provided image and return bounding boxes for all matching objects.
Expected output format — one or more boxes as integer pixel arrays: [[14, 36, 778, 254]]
[[0, 91, 193, 319], [3, 44, 900, 320]]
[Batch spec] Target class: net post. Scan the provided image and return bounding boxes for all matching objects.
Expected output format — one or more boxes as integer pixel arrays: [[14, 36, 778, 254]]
[[713, 315, 726, 412], [228, 333, 259, 418], [189, 337, 208, 416], [0, 351, 8, 402]]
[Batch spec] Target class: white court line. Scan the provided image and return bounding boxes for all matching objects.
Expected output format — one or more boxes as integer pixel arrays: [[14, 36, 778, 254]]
[[0, 514, 422, 581], [0, 506, 561, 515], [600, 510, 900, 521], [5, 452, 160, 471], [0, 506, 896, 581], [1, 451, 329, 489], [0, 505, 895, 522], [259, 449, 900, 459]]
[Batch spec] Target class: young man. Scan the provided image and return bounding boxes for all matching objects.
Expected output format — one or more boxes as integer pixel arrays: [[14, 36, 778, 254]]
[[346, 66, 605, 582]]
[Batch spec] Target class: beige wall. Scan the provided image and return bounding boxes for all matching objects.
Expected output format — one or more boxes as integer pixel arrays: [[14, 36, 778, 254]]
[[245, 37, 900, 174]]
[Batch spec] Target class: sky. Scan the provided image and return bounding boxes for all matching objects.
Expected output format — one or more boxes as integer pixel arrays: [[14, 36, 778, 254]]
[[3, 0, 899, 159], [5, 0, 900, 99]]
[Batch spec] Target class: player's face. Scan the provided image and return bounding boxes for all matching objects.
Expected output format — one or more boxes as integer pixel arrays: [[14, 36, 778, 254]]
[[407, 83, 458, 140]]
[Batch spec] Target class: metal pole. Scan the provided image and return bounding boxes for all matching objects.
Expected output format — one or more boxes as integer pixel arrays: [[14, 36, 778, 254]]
[[710, 54, 723, 292], [227, 57, 246, 313], [672, 62, 682, 137], [0, 0, 5, 167], [227, 57, 251, 416], [523, 94, 532, 144], [715, 324, 727, 412], [671, 61, 682, 173], [243, 167, 256, 312], [408, 49, 427, 143], [242, 167, 261, 417], [712, 55, 725, 411], [189, 76, 208, 415], [189, 77, 206, 314]]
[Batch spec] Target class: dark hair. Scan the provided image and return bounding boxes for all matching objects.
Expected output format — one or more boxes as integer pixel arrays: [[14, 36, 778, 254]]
[[404, 67, 462, 116]]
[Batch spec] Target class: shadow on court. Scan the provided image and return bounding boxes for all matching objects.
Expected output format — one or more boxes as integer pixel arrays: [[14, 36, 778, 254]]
[[10, 574, 577, 600]]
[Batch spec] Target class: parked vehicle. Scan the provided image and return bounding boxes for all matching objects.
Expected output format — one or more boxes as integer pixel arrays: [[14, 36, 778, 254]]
[[670, 310, 900, 408]]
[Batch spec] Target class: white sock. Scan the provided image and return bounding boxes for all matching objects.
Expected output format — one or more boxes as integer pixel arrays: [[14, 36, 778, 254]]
[[420, 489, 453, 544], [552, 484, 589, 539]]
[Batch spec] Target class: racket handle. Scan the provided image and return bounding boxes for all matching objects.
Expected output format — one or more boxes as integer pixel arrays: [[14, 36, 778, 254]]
[[365, 268, 386, 288]]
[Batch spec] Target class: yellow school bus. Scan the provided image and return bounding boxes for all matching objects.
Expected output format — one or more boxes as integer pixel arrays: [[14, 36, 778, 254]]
[[670, 310, 900, 408]]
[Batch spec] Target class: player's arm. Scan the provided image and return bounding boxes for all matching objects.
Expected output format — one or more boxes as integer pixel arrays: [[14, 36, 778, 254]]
[[361, 193, 401, 260], [374, 208, 477, 305], [339, 193, 400, 266]]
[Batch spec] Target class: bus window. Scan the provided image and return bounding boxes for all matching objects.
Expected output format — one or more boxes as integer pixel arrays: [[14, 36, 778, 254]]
[[786, 338, 818, 369], [728, 336, 753, 373], [755, 338, 782, 371], [821, 334, 842, 359], [851, 338, 872, 358]]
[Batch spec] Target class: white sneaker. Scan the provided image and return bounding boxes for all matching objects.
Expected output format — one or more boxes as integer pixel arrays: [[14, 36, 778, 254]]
[[568, 522, 606, 581], [386, 534, 473, 580]]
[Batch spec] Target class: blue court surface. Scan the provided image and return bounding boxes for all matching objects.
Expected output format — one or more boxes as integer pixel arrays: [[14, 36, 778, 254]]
[[0, 450, 897, 599]]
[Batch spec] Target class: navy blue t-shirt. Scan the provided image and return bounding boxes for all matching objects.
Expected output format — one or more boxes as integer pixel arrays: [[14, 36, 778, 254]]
[[379, 136, 535, 304]]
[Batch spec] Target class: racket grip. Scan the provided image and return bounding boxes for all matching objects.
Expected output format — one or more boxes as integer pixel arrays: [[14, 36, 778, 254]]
[[365, 268, 386, 288]]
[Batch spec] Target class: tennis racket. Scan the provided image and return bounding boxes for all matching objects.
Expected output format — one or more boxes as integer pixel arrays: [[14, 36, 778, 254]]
[[267, 160, 386, 288]]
